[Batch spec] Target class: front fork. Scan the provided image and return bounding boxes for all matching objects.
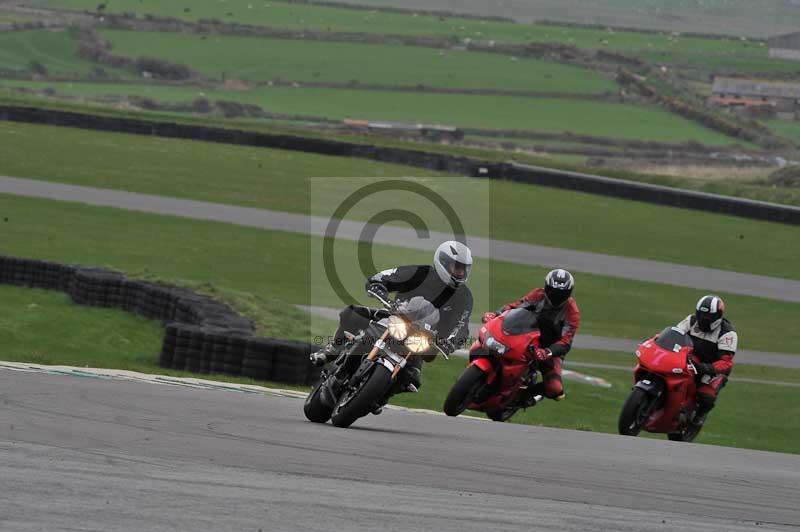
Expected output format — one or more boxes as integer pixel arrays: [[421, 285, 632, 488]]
[[366, 329, 413, 381], [346, 330, 412, 388], [633, 377, 665, 425]]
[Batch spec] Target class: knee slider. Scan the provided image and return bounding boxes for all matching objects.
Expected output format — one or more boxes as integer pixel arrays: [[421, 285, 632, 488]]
[[544, 381, 563, 399]]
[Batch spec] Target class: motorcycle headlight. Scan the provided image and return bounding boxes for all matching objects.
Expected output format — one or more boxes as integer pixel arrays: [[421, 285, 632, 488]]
[[387, 315, 408, 340], [484, 334, 507, 355], [405, 334, 431, 353]]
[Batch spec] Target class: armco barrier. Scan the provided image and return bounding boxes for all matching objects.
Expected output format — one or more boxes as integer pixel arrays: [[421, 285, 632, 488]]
[[0, 255, 321, 386], [2, 105, 800, 225], [476, 162, 800, 225]]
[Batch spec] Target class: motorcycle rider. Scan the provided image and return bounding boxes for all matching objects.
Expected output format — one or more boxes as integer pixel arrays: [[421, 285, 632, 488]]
[[674, 295, 737, 427], [482, 269, 580, 404], [310, 240, 474, 399]]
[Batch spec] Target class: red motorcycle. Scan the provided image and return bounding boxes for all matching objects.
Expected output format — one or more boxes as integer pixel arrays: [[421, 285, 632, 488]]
[[618, 327, 706, 442], [444, 306, 544, 422]]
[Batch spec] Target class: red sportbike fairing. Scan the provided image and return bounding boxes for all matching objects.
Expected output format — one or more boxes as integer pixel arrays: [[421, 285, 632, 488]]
[[443, 307, 543, 422], [618, 326, 705, 442]]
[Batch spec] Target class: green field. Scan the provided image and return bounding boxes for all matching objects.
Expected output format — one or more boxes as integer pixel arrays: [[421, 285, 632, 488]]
[[1, 193, 798, 354], [0, 79, 743, 145], [635, 50, 800, 77], [301, 0, 800, 38], [100, 30, 617, 94], [0, 11, 38, 23], [2, 282, 797, 453], [765, 119, 800, 146], [28, 0, 788, 84], [36, 0, 769, 55], [1, 122, 797, 281]]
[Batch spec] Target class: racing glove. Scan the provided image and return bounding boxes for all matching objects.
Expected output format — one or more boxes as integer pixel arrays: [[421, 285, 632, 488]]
[[366, 283, 389, 302], [440, 335, 459, 355], [481, 312, 498, 323], [532, 347, 551, 364], [695, 363, 716, 376]]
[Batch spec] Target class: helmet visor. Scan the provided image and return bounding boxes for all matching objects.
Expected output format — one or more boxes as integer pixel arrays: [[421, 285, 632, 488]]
[[438, 251, 471, 283], [696, 311, 721, 332], [545, 285, 572, 307]]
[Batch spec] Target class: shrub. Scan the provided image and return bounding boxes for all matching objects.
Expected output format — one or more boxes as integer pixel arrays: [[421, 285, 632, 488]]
[[769, 166, 800, 187], [134, 57, 194, 80], [28, 61, 47, 75]]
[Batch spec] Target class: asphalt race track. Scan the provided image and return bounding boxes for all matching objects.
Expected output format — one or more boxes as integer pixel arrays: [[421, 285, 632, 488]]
[[1, 371, 798, 532]]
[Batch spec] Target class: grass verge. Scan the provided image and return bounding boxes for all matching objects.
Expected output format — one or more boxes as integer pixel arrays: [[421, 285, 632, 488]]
[[0, 283, 316, 391], [1, 193, 798, 354], [391, 350, 800, 455]]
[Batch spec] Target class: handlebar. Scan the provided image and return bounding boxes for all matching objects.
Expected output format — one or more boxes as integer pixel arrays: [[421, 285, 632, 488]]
[[369, 291, 394, 310]]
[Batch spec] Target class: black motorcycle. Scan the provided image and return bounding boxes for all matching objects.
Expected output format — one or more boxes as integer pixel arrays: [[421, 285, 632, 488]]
[[304, 295, 446, 428]]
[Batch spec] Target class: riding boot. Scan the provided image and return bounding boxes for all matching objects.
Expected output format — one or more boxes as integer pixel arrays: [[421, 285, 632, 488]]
[[692, 397, 715, 426], [309, 342, 342, 367], [517, 382, 545, 408]]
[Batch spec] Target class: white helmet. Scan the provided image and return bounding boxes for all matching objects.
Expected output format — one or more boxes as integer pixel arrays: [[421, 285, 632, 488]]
[[434, 240, 472, 287]]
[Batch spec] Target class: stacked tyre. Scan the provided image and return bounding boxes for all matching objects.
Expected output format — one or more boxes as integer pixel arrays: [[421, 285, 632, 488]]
[[271, 339, 318, 385], [222, 334, 247, 376], [241, 338, 273, 381], [205, 328, 227, 374], [159, 322, 180, 368]]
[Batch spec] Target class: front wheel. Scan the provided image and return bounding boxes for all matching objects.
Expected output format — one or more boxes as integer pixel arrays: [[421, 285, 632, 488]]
[[618, 387, 656, 436], [303, 381, 333, 423], [330, 364, 393, 428], [443, 364, 488, 417]]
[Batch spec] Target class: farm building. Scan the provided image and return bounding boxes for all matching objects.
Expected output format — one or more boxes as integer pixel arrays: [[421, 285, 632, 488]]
[[769, 31, 800, 61], [709, 76, 800, 118]]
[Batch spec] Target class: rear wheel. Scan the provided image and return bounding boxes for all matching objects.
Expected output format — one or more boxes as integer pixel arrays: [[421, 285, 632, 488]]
[[303, 381, 333, 424], [618, 387, 656, 436], [444, 365, 489, 417], [330, 365, 393, 428]]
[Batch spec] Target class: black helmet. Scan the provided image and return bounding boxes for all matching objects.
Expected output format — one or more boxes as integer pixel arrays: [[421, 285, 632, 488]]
[[544, 269, 574, 307], [695, 295, 725, 332]]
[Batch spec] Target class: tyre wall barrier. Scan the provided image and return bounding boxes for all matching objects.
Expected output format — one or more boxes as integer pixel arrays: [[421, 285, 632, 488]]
[[0, 255, 321, 386], [2, 105, 799, 225]]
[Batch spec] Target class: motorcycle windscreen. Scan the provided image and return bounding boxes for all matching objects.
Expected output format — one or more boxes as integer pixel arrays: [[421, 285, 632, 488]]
[[654, 327, 693, 352], [501, 308, 539, 336], [397, 296, 440, 332]]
